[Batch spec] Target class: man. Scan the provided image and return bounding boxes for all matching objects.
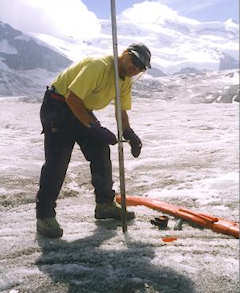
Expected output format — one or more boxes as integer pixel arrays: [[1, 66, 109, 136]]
[[36, 43, 151, 238]]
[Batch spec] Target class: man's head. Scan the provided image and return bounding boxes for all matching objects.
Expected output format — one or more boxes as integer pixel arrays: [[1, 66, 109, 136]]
[[127, 43, 151, 70], [118, 43, 151, 78]]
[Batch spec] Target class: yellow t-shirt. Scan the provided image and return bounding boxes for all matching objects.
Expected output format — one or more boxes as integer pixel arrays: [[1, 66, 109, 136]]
[[51, 56, 132, 110]]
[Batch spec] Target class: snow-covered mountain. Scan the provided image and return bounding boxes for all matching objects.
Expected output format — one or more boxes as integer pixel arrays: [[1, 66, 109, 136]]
[[100, 18, 239, 74], [30, 17, 238, 74], [0, 21, 71, 71], [219, 52, 239, 70], [173, 67, 202, 75], [0, 21, 72, 97], [0, 17, 238, 99]]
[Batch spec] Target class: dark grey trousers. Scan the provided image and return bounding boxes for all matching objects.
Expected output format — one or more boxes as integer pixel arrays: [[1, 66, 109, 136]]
[[36, 89, 115, 219]]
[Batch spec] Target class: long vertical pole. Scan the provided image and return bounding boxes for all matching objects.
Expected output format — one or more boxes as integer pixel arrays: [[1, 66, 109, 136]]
[[110, 0, 127, 233]]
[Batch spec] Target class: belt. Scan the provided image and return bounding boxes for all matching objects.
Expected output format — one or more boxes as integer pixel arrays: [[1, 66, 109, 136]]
[[47, 86, 65, 103], [49, 92, 65, 102]]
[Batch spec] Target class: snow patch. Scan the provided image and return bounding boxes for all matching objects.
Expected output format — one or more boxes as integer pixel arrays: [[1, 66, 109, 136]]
[[0, 39, 17, 54]]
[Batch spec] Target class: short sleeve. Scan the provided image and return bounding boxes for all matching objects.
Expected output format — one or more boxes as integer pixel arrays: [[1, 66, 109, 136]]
[[68, 61, 103, 100]]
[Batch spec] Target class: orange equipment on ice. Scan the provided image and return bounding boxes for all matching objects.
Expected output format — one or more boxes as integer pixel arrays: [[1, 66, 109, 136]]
[[116, 195, 239, 238]]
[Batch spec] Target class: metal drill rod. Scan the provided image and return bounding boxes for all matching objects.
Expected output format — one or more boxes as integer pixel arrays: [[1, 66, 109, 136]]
[[110, 0, 127, 233]]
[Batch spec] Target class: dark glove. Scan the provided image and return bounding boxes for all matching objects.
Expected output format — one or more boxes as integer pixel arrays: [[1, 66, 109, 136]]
[[123, 128, 142, 158], [88, 123, 117, 145]]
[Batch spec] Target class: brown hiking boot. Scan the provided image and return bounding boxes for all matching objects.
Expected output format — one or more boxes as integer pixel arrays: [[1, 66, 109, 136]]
[[37, 217, 63, 238], [95, 201, 135, 220]]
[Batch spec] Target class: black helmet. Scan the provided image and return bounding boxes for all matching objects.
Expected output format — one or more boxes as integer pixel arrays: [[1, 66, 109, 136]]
[[127, 43, 151, 69]]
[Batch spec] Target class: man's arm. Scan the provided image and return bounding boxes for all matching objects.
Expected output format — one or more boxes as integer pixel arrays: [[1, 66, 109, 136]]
[[66, 90, 117, 145], [116, 110, 130, 131], [65, 91, 95, 127]]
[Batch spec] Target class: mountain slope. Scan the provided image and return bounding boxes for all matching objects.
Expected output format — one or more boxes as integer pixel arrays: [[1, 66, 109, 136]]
[[99, 17, 238, 73], [31, 17, 239, 75], [0, 18, 238, 99], [0, 22, 72, 97], [219, 53, 239, 70], [0, 21, 71, 72]]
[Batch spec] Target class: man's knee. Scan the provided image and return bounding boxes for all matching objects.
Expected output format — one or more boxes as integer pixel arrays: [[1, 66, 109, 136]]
[[81, 143, 111, 162]]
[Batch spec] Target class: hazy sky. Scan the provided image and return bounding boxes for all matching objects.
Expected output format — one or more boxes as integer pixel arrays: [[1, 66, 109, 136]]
[[0, 0, 238, 38]]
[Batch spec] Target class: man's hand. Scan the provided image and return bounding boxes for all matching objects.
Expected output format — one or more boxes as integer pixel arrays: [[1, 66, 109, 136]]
[[89, 123, 118, 145], [123, 128, 142, 158]]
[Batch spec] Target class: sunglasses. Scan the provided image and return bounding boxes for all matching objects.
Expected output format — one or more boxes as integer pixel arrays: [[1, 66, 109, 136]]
[[129, 53, 146, 71]]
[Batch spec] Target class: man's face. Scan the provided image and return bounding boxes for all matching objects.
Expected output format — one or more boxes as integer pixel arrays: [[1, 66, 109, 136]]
[[119, 52, 146, 78]]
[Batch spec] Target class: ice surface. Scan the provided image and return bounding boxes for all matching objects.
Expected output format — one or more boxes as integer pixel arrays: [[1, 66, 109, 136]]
[[0, 72, 239, 292]]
